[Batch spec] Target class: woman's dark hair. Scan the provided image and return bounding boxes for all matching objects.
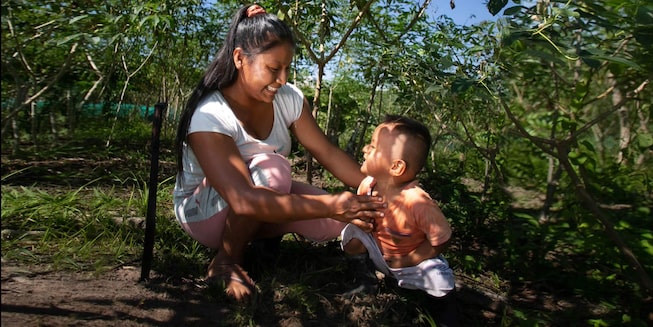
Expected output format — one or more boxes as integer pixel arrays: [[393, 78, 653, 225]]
[[175, 4, 296, 173]]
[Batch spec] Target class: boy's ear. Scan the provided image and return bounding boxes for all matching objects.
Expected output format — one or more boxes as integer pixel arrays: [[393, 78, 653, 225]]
[[390, 159, 406, 176]]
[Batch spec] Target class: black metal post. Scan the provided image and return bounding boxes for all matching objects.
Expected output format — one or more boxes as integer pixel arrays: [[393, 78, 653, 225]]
[[140, 102, 167, 281]]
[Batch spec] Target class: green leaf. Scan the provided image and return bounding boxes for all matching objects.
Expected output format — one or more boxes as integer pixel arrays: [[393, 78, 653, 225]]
[[580, 52, 602, 68], [57, 33, 84, 45], [503, 6, 525, 16], [69, 14, 88, 24], [617, 220, 632, 228], [560, 117, 578, 130], [635, 5, 653, 24], [451, 78, 475, 93], [487, 0, 508, 16], [640, 239, 653, 256], [438, 57, 454, 69], [510, 39, 525, 52], [569, 150, 587, 165], [581, 140, 595, 152], [523, 49, 566, 65], [574, 84, 588, 99], [513, 212, 539, 227], [637, 132, 653, 149], [580, 48, 643, 71]]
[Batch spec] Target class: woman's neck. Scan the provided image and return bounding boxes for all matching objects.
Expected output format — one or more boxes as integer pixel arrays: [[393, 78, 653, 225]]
[[222, 87, 252, 111], [221, 86, 274, 140]]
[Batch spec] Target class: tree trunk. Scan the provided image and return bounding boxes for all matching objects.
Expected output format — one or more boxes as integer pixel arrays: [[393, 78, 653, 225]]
[[30, 102, 37, 148], [325, 85, 341, 146], [11, 116, 19, 155], [67, 89, 75, 133], [611, 73, 630, 165], [49, 110, 57, 140], [556, 141, 653, 293], [539, 163, 562, 223], [635, 98, 650, 167], [540, 102, 560, 223], [306, 62, 327, 185], [502, 99, 653, 294], [352, 72, 382, 156]]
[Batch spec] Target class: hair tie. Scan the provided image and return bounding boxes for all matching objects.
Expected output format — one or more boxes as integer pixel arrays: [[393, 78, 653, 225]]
[[246, 5, 266, 17]]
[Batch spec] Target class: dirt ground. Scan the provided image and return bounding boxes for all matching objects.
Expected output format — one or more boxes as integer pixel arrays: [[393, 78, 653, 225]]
[[1, 261, 230, 327], [1, 259, 507, 327]]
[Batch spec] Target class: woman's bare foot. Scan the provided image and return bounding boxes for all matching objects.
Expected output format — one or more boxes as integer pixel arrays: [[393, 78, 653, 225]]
[[207, 255, 255, 302]]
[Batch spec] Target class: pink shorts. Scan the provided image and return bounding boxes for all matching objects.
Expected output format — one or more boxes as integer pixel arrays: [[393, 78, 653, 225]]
[[174, 153, 346, 249]]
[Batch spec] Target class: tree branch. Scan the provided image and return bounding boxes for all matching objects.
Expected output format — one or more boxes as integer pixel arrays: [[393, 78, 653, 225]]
[[324, 0, 374, 63], [22, 43, 79, 106]]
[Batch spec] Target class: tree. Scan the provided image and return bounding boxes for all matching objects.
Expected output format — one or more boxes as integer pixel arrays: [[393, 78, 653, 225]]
[[482, 0, 652, 292]]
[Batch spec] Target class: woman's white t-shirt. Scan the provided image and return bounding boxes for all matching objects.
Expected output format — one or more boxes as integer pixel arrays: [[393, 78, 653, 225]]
[[173, 83, 304, 199]]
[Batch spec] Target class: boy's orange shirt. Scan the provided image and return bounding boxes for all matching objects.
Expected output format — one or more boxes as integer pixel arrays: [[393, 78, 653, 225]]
[[357, 176, 451, 258]]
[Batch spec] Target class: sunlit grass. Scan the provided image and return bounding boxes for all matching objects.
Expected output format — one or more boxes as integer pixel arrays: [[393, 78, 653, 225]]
[[1, 166, 186, 269], [1, 183, 147, 271]]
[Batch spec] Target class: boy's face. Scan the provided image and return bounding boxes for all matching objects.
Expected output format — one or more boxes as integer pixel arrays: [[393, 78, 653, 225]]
[[361, 123, 408, 177]]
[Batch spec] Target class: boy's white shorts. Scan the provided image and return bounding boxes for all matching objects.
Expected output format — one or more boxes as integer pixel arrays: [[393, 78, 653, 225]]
[[341, 224, 455, 298]]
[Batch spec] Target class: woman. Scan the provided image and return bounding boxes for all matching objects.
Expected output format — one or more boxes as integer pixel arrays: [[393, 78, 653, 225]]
[[173, 4, 385, 301]]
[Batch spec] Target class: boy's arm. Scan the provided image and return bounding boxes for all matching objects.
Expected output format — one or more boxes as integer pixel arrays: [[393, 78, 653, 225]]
[[415, 201, 452, 248], [430, 239, 449, 257]]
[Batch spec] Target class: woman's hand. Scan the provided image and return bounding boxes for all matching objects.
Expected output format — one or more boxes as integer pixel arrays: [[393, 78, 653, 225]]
[[331, 192, 385, 232]]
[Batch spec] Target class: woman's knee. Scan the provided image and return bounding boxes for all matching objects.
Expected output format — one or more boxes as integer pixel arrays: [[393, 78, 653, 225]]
[[248, 153, 292, 193], [180, 217, 225, 249]]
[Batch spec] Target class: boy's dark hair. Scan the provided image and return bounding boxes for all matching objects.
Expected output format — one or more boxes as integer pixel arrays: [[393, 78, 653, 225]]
[[384, 114, 432, 172], [175, 4, 296, 173]]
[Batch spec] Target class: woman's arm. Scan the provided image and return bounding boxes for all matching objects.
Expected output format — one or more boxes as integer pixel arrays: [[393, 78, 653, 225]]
[[188, 131, 381, 224], [290, 98, 365, 188]]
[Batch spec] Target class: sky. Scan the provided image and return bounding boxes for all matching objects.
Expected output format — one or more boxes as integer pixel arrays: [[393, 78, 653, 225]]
[[427, 1, 521, 26]]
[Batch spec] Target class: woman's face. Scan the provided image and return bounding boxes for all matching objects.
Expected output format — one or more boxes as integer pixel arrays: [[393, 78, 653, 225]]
[[237, 42, 294, 103]]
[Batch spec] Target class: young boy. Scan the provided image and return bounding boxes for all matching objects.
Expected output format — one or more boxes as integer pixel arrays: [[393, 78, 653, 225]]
[[341, 114, 458, 325]]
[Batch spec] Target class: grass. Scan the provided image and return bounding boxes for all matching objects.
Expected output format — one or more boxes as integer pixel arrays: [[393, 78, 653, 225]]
[[1, 183, 146, 272]]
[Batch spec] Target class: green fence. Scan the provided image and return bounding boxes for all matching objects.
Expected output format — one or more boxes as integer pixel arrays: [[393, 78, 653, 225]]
[[2, 100, 170, 120]]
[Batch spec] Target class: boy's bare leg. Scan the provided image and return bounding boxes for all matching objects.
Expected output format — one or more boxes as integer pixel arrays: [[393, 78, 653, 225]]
[[343, 238, 367, 255], [342, 238, 379, 297]]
